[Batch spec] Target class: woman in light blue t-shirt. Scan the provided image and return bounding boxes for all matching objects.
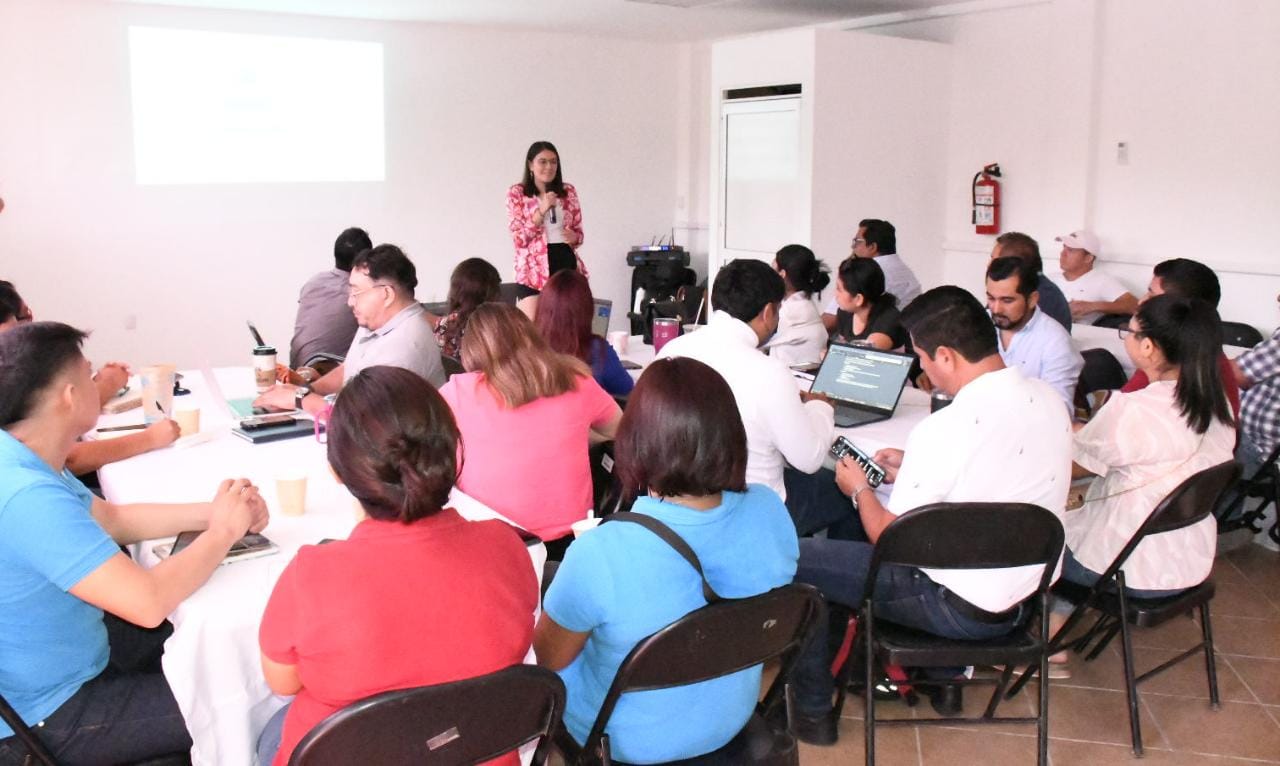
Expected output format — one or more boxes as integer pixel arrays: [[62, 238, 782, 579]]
[[534, 357, 798, 764]]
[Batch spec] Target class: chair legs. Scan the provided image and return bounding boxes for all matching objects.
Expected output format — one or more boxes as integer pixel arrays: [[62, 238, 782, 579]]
[[1200, 603, 1221, 710], [1115, 587, 1144, 756], [864, 611, 876, 766]]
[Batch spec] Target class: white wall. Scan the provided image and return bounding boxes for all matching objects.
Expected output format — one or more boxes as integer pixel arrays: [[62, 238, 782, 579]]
[[810, 29, 950, 295], [0, 0, 687, 367], [870, 0, 1280, 333]]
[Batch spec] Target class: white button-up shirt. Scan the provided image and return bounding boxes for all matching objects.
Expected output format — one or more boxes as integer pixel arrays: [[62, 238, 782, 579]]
[[1068, 381, 1235, 590], [657, 311, 835, 500], [887, 366, 1073, 613], [343, 303, 445, 388], [995, 307, 1084, 414]]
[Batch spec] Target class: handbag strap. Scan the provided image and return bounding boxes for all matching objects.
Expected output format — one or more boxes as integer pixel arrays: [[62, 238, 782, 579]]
[[604, 512, 721, 603]]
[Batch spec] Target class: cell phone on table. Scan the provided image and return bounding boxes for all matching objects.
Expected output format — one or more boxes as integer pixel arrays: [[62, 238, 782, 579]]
[[154, 531, 279, 563], [240, 413, 297, 431], [830, 436, 887, 488]]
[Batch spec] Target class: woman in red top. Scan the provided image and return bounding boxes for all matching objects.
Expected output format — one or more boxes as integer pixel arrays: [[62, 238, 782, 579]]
[[255, 366, 538, 766], [506, 141, 587, 294]]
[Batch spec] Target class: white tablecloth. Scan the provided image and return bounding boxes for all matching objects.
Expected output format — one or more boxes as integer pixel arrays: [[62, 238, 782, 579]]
[[97, 368, 544, 766]]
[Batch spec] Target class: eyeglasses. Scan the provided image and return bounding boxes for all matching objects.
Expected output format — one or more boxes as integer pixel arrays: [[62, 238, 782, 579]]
[[347, 283, 390, 300], [851, 238, 867, 248], [1117, 326, 1142, 340]]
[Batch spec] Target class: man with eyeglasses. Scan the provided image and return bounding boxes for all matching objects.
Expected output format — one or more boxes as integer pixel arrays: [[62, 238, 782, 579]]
[[258, 244, 445, 413], [821, 219, 922, 333], [286, 227, 369, 370]]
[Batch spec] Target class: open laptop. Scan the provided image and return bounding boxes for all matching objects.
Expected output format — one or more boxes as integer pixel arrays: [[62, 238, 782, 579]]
[[592, 298, 612, 337], [810, 343, 914, 427]]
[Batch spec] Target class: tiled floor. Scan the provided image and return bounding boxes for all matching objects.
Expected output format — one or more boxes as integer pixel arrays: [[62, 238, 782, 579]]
[[799, 543, 1280, 765]]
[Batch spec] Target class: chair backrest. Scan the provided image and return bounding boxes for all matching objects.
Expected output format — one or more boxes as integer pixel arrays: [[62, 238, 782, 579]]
[[582, 584, 822, 752], [1135, 460, 1241, 538], [0, 691, 58, 766], [289, 664, 565, 766], [441, 355, 465, 380], [1092, 313, 1133, 329], [865, 503, 1065, 602], [1221, 321, 1264, 348], [498, 282, 522, 306], [1077, 348, 1128, 394]]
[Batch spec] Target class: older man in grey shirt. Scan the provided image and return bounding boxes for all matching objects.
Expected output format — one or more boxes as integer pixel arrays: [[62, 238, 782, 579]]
[[257, 244, 445, 414]]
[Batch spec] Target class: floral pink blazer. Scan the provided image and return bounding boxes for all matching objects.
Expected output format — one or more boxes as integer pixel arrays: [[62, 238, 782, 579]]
[[506, 182, 588, 290]]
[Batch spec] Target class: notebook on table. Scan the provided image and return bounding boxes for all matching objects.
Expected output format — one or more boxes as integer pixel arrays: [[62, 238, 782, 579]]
[[810, 343, 914, 428]]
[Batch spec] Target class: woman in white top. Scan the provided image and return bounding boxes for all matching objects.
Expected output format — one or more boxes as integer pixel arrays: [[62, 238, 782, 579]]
[[768, 245, 830, 366], [1064, 294, 1235, 598]]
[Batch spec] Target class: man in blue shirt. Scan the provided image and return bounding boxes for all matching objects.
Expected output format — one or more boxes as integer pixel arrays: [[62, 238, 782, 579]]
[[0, 322, 269, 764], [991, 231, 1073, 332], [986, 256, 1083, 413]]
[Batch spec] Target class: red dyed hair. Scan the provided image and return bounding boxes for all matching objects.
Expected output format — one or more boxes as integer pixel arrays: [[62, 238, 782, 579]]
[[534, 270, 596, 364]]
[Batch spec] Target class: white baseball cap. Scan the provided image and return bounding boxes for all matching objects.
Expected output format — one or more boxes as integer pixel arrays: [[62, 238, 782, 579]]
[[1055, 230, 1101, 256]]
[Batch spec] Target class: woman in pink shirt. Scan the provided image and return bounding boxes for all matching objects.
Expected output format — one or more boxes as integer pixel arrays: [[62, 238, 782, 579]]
[[440, 303, 622, 559]]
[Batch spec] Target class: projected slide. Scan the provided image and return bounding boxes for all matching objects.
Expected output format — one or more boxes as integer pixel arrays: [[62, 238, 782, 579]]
[[129, 27, 385, 185]]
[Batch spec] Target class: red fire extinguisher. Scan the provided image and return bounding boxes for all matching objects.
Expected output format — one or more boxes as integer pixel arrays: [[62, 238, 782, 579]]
[[972, 163, 1001, 235]]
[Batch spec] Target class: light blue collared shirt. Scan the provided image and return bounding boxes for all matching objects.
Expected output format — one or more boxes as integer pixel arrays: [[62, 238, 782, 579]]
[[996, 307, 1084, 412]]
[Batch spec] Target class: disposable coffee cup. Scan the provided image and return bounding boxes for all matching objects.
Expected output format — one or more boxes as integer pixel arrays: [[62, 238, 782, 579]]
[[571, 517, 601, 538], [140, 364, 176, 424], [607, 330, 629, 355], [930, 390, 954, 413], [173, 407, 200, 437], [276, 473, 308, 517], [253, 346, 277, 392]]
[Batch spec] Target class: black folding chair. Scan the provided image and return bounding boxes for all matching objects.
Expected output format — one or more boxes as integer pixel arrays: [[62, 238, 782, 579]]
[[289, 664, 565, 765], [1008, 460, 1240, 755], [0, 689, 191, 766], [1091, 313, 1132, 330], [1220, 321, 1264, 348], [0, 690, 57, 766], [440, 355, 465, 380], [855, 503, 1064, 766], [558, 584, 823, 766], [1217, 442, 1280, 544]]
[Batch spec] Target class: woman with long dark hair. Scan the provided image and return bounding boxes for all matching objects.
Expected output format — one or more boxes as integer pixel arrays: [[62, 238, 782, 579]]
[[534, 357, 797, 763], [831, 256, 908, 351], [255, 366, 538, 766], [534, 270, 633, 396], [430, 257, 501, 360], [768, 244, 830, 365], [506, 140, 587, 294], [1064, 294, 1235, 597]]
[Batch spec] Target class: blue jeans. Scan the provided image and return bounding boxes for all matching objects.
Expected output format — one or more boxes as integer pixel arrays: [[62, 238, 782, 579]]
[[783, 467, 868, 540], [257, 702, 290, 766], [789, 538, 1024, 715], [0, 619, 191, 766]]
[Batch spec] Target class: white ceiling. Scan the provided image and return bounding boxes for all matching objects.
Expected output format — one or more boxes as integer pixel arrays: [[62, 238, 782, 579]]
[[112, 0, 981, 41]]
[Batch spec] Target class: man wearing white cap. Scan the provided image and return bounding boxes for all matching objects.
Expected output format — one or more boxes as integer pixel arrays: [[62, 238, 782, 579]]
[[1051, 230, 1138, 325]]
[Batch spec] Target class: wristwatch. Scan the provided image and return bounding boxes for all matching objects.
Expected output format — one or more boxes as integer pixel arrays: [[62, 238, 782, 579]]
[[294, 386, 311, 410]]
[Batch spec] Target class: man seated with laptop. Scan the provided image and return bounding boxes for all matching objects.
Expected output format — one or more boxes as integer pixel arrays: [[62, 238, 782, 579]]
[[656, 259, 840, 533], [785, 287, 1072, 745], [0, 322, 269, 763], [257, 244, 446, 414]]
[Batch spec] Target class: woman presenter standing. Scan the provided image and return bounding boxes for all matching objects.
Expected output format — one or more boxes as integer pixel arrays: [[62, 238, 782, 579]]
[[506, 141, 587, 296]]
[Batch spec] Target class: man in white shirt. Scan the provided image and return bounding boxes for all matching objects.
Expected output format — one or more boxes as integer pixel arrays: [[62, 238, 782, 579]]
[[1050, 229, 1138, 324], [786, 286, 1072, 745], [657, 259, 840, 530], [256, 244, 446, 414], [821, 219, 923, 332], [986, 256, 1083, 412]]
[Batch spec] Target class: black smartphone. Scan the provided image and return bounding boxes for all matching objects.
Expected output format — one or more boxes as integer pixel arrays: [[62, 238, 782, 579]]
[[830, 436, 887, 488], [241, 414, 297, 431]]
